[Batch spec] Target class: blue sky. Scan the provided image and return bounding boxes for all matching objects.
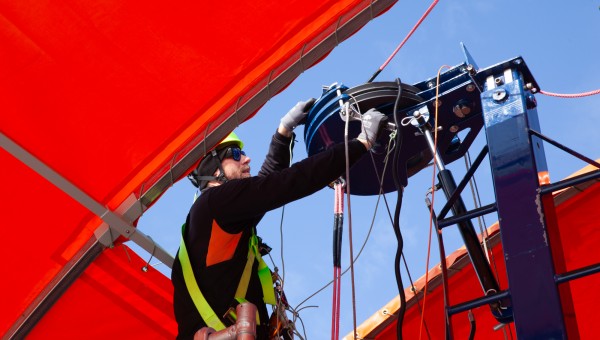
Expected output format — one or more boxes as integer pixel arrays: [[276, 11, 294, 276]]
[[133, 1, 599, 338]]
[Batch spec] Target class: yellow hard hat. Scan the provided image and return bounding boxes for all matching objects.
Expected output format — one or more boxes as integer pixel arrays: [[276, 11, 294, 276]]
[[217, 131, 244, 150], [188, 131, 245, 189]]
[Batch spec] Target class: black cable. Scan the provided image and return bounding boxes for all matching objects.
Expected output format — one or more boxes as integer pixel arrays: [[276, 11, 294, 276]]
[[367, 69, 382, 83], [381, 193, 432, 340], [391, 78, 407, 340], [467, 310, 476, 340]]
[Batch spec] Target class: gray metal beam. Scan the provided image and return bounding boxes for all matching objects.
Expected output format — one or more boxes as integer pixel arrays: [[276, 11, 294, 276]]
[[0, 132, 174, 268]]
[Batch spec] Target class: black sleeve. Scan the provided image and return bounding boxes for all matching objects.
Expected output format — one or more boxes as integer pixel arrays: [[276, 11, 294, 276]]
[[208, 139, 367, 227], [257, 130, 295, 177]]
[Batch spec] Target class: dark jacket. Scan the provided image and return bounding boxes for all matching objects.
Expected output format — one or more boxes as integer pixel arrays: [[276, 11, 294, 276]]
[[172, 131, 367, 339]]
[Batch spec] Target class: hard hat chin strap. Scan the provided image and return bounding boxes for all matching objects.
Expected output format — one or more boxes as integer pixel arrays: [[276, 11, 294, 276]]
[[197, 149, 229, 188]]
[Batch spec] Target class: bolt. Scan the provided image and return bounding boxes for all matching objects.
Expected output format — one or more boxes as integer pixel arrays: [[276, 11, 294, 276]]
[[450, 125, 459, 133], [435, 99, 442, 107], [492, 89, 507, 102], [524, 83, 538, 93], [494, 77, 504, 86], [427, 81, 434, 89], [526, 93, 537, 109], [466, 84, 476, 92], [466, 64, 476, 75], [453, 102, 471, 117]]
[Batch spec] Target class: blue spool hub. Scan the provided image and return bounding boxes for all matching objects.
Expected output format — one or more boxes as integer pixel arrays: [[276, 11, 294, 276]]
[[304, 67, 486, 196], [304, 82, 425, 195]]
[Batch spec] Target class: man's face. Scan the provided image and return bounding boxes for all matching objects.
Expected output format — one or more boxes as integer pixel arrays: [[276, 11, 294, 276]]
[[219, 147, 251, 180]]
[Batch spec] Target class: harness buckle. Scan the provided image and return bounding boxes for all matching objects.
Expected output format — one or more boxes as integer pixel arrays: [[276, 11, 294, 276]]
[[222, 306, 238, 326]]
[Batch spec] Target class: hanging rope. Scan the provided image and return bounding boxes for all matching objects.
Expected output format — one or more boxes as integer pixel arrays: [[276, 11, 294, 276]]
[[367, 0, 441, 82], [419, 64, 451, 340], [343, 99, 360, 340], [540, 88, 600, 98]]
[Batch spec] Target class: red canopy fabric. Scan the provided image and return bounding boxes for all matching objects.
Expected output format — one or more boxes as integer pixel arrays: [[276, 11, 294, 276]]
[[352, 165, 600, 339], [28, 245, 177, 339], [0, 0, 396, 336]]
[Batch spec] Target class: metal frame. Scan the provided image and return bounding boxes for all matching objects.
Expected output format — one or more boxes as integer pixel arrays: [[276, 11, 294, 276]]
[[0, 132, 174, 267], [481, 64, 570, 338], [423, 52, 600, 338]]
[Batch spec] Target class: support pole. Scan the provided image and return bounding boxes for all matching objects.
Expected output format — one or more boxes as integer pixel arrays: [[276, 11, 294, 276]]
[[482, 67, 577, 338]]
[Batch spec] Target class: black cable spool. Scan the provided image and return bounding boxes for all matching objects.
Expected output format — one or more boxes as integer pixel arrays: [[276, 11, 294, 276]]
[[304, 81, 427, 195], [305, 63, 487, 196]]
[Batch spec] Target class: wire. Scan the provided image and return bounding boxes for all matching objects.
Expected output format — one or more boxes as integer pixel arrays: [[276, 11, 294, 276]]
[[279, 206, 287, 284], [333, 99, 436, 337], [379, 191, 431, 340], [463, 153, 502, 285], [343, 101, 359, 339], [294, 95, 393, 313], [367, 0, 441, 82], [390, 78, 407, 340], [293, 87, 428, 338], [427, 193, 450, 340], [293, 186, 384, 312], [540, 88, 600, 98], [419, 64, 450, 340], [293, 310, 308, 340], [464, 154, 490, 262], [467, 310, 476, 340], [264, 136, 299, 339]]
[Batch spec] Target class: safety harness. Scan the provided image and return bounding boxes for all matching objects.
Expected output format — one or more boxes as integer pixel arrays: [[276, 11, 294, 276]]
[[179, 223, 276, 331]]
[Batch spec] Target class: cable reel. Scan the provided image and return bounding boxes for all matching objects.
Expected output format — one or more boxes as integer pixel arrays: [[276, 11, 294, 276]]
[[304, 66, 486, 195], [304, 81, 425, 195]]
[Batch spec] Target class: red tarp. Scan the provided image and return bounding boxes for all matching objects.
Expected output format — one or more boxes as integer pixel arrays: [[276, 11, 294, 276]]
[[0, 0, 396, 336], [29, 245, 176, 339], [353, 165, 600, 339]]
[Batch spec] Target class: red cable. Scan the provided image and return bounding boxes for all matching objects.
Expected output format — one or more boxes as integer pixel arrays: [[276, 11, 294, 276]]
[[331, 268, 340, 340], [540, 88, 600, 98], [378, 0, 440, 72], [331, 182, 344, 340]]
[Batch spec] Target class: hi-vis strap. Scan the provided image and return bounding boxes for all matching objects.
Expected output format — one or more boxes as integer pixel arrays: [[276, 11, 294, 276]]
[[246, 232, 277, 305], [179, 224, 276, 331], [179, 223, 226, 331]]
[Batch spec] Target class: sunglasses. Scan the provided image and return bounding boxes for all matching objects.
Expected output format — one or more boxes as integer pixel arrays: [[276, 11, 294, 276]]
[[222, 147, 246, 161]]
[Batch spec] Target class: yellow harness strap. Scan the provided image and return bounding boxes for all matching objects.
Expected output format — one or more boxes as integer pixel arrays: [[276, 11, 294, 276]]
[[234, 248, 255, 299], [179, 224, 276, 330], [248, 232, 277, 305], [179, 223, 226, 331]]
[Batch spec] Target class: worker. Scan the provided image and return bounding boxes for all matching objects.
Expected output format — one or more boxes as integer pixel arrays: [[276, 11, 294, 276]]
[[171, 98, 386, 339]]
